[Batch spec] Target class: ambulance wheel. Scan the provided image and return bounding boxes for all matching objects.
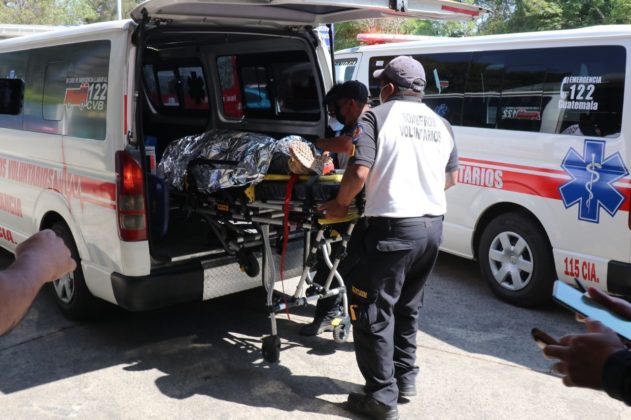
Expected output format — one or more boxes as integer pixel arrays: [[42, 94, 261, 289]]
[[50, 222, 105, 320], [262, 335, 281, 363], [237, 249, 260, 278], [333, 316, 351, 344], [479, 212, 554, 307]]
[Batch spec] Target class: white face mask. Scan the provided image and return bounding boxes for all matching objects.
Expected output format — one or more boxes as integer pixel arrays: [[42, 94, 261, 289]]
[[379, 85, 387, 105], [328, 116, 344, 132]]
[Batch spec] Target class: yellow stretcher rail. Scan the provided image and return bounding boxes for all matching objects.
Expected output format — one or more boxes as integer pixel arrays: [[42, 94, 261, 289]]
[[244, 173, 345, 203], [318, 213, 359, 225], [262, 173, 344, 182]]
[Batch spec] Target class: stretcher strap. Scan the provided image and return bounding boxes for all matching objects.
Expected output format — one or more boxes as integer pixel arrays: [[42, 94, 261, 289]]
[[280, 174, 299, 319]]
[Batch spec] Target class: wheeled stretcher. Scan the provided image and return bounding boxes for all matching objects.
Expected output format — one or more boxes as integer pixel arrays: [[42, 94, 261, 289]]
[[177, 162, 360, 363]]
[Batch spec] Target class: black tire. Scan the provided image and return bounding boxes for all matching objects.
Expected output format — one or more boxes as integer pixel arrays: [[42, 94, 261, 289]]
[[262, 335, 280, 363], [478, 212, 554, 307], [50, 222, 106, 320], [237, 249, 260, 278]]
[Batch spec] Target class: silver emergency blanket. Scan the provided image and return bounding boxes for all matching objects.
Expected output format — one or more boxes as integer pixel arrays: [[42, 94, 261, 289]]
[[158, 129, 311, 194]]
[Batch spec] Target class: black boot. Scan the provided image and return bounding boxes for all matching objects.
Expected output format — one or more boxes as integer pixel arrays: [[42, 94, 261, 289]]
[[345, 392, 399, 420], [299, 310, 341, 336]]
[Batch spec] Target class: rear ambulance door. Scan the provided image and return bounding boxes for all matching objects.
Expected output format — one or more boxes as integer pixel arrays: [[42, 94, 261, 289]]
[[131, 1, 485, 28], [130, 0, 486, 126]]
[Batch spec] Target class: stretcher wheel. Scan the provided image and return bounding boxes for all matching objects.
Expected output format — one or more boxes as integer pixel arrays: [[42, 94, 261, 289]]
[[237, 249, 260, 277], [262, 335, 281, 363], [333, 316, 351, 344]]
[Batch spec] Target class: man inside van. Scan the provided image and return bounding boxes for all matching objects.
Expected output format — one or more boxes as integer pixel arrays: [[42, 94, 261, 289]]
[[300, 80, 370, 336], [0, 230, 76, 335], [321, 56, 458, 420]]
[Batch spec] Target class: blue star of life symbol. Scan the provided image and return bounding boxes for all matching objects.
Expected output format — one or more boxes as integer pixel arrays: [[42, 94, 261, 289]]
[[560, 139, 629, 223]]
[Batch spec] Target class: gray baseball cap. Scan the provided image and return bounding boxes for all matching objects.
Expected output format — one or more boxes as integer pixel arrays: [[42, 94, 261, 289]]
[[373, 56, 426, 93]]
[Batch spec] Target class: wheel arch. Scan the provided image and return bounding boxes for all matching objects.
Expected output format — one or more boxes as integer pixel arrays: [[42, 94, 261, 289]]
[[34, 191, 89, 262], [472, 202, 553, 261]]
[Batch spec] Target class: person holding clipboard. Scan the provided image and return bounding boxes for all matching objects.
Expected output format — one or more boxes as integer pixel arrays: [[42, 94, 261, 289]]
[[540, 283, 631, 405]]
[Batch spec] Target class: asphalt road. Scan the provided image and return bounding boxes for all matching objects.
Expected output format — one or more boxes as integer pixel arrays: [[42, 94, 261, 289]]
[[0, 250, 628, 419]]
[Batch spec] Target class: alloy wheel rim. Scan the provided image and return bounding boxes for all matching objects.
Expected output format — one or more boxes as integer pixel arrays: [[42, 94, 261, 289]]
[[53, 272, 75, 304], [488, 231, 534, 291]]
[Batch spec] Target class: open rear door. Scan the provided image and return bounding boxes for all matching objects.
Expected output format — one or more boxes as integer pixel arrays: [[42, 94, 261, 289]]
[[131, 0, 486, 27]]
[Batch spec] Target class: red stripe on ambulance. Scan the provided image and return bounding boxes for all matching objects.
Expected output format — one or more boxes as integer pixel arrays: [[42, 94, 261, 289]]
[[459, 158, 631, 212]]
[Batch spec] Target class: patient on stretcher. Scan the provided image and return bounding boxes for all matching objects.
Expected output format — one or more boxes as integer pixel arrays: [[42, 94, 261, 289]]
[[158, 129, 334, 196]]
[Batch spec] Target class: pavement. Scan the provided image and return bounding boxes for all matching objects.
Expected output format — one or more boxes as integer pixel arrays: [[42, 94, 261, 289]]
[[0, 251, 628, 419]]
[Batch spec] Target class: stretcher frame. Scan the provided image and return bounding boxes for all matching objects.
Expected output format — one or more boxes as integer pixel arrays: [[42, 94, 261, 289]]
[[179, 171, 358, 363]]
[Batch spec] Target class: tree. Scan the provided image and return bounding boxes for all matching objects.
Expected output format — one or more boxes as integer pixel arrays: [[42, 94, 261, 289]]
[[84, 0, 145, 23], [478, 0, 631, 34], [0, 0, 97, 25], [0, 0, 144, 25]]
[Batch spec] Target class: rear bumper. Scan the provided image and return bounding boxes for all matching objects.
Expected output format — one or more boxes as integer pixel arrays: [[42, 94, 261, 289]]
[[111, 240, 304, 312], [111, 255, 234, 311]]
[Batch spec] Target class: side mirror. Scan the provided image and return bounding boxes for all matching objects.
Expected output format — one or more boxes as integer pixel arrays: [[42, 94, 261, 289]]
[[0, 78, 24, 115]]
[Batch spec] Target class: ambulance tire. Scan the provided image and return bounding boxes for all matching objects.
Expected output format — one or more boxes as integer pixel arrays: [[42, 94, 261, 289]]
[[50, 222, 106, 320], [479, 212, 554, 307]]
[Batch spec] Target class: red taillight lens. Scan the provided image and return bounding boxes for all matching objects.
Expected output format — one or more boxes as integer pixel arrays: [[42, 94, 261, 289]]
[[116, 151, 147, 241]]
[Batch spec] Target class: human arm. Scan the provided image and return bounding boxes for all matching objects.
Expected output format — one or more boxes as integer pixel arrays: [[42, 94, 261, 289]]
[[320, 163, 369, 218], [587, 286, 631, 319], [320, 112, 377, 219], [445, 170, 458, 190], [443, 119, 458, 191], [0, 230, 76, 335], [543, 319, 627, 391], [315, 135, 354, 155]]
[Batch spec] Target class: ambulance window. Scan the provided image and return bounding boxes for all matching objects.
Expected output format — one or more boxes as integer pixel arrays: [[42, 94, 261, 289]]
[[463, 52, 504, 129], [43, 62, 66, 122], [272, 61, 319, 119], [418, 52, 469, 126], [368, 56, 394, 100], [462, 46, 625, 137], [157, 70, 180, 107], [143, 65, 160, 108], [0, 79, 23, 115], [217, 55, 243, 119], [179, 66, 209, 111], [540, 45, 625, 138], [0, 51, 27, 130], [240, 66, 271, 111], [227, 50, 319, 121], [498, 61, 546, 132], [63, 40, 110, 141], [335, 58, 357, 83]]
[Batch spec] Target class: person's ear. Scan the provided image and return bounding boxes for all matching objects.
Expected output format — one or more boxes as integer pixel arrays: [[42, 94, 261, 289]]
[[382, 83, 395, 100]]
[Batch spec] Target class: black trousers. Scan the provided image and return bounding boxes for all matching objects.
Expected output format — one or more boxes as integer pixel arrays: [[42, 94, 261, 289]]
[[347, 216, 442, 407], [311, 220, 367, 319]]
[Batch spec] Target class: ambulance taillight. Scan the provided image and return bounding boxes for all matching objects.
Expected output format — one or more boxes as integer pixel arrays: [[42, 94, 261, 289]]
[[116, 151, 147, 241]]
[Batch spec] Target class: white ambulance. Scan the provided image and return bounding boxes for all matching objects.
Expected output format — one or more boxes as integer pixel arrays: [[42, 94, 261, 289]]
[[337, 26, 631, 306], [0, 0, 483, 318]]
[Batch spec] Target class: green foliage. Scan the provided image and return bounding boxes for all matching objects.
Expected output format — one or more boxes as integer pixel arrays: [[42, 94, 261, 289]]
[[479, 0, 631, 34], [335, 0, 631, 50], [0, 0, 144, 25], [4, 0, 631, 46]]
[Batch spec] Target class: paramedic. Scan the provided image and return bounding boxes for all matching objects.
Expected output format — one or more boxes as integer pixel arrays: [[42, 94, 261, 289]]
[[544, 286, 631, 405], [300, 80, 370, 336], [315, 80, 370, 168], [0, 229, 76, 335], [321, 56, 458, 420]]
